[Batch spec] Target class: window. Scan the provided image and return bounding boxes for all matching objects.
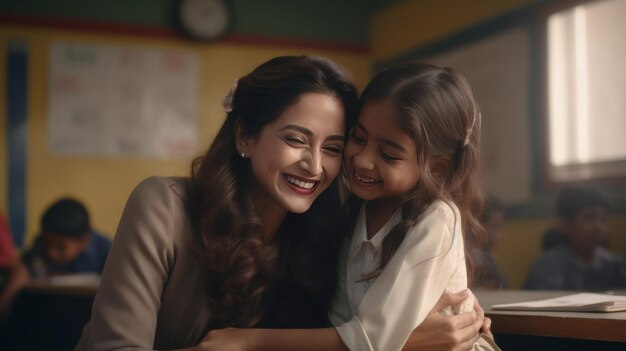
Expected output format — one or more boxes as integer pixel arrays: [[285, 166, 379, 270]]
[[545, 0, 626, 182]]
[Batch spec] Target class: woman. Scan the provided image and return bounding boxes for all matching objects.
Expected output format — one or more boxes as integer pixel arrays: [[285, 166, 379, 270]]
[[76, 55, 487, 351]]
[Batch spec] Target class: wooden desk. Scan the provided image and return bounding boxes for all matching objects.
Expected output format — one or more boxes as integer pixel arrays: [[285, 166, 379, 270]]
[[4, 277, 99, 351], [475, 290, 626, 343], [23, 275, 99, 297]]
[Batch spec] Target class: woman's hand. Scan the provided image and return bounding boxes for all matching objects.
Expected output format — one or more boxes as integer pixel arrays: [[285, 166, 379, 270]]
[[197, 327, 346, 351], [403, 289, 483, 351], [197, 328, 253, 351]]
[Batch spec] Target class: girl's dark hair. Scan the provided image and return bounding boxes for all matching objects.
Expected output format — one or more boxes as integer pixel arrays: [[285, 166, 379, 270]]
[[186, 55, 357, 328], [355, 62, 485, 282]]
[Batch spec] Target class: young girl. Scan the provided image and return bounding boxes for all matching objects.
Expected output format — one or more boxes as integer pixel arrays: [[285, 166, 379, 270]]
[[202, 62, 499, 351]]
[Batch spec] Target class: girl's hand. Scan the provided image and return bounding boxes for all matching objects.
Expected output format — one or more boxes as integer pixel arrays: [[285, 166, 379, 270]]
[[470, 291, 494, 340], [198, 328, 253, 351], [403, 290, 483, 351]]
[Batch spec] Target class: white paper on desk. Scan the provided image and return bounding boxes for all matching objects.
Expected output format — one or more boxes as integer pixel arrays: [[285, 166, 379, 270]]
[[492, 293, 626, 312], [48, 273, 101, 287]]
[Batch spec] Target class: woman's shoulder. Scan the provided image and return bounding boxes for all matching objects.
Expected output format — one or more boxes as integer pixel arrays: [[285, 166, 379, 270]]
[[134, 175, 187, 193], [122, 176, 190, 226], [116, 176, 193, 253], [131, 176, 188, 203]]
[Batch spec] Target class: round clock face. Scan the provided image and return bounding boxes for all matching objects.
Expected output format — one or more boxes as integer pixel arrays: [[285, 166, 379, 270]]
[[179, 0, 232, 41]]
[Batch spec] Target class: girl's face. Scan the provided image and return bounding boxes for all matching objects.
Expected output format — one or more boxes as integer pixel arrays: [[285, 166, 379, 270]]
[[344, 101, 420, 204], [240, 92, 345, 215]]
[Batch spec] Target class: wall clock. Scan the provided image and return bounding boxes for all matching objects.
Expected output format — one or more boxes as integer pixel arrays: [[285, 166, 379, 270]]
[[177, 0, 233, 41]]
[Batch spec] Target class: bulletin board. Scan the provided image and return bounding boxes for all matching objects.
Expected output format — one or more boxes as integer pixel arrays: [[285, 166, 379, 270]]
[[48, 41, 199, 159]]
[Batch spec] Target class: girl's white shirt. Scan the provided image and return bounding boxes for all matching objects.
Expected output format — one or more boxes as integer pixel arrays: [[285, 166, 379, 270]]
[[329, 200, 471, 351]]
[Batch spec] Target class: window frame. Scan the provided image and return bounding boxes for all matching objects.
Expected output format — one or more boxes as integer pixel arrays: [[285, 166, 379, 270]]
[[538, 0, 626, 187]]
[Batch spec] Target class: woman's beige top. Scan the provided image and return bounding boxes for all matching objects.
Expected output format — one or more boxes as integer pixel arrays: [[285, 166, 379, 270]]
[[76, 176, 211, 350]]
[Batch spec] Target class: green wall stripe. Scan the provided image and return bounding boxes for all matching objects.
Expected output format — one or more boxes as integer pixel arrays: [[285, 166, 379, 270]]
[[0, 0, 405, 45]]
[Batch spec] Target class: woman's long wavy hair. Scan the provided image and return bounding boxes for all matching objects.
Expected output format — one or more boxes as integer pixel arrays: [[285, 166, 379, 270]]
[[186, 56, 358, 328], [354, 62, 485, 283]]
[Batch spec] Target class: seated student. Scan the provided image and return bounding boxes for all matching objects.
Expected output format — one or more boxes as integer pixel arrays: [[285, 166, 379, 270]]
[[524, 185, 626, 291], [471, 196, 509, 289], [0, 213, 29, 320], [541, 226, 567, 252], [23, 198, 111, 277]]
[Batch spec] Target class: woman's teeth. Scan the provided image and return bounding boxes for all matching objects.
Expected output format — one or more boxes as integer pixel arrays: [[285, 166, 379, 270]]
[[286, 175, 315, 189]]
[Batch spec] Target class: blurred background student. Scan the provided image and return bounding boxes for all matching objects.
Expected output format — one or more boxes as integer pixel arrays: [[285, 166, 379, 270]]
[[471, 196, 509, 290], [0, 212, 29, 317], [524, 185, 626, 291], [540, 226, 567, 253], [22, 198, 111, 278], [0, 213, 30, 345]]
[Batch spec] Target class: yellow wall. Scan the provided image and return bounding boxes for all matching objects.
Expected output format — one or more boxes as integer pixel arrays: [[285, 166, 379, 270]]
[[371, 0, 535, 60], [0, 25, 371, 247], [495, 219, 549, 289]]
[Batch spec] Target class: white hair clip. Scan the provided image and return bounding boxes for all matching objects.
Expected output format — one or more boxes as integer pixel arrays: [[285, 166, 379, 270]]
[[221, 79, 239, 113], [463, 112, 480, 147]]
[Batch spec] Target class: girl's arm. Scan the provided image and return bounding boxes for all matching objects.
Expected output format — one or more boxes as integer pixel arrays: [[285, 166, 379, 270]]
[[199, 291, 484, 351], [197, 312, 483, 351], [199, 207, 485, 351]]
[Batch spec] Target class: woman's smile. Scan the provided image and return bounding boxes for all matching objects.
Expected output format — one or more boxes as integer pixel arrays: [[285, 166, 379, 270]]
[[243, 92, 345, 214], [283, 173, 319, 194]]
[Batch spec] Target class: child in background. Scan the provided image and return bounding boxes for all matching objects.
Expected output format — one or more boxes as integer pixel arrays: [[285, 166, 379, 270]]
[[524, 185, 626, 291], [0, 213, 29, 321], [201, 62, 499, 351], [23, 198, 111, 277]]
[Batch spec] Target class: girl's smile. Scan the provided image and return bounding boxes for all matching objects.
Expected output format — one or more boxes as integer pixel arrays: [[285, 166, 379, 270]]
[[344, 101, 420, 203], [352, 169, 382, 185]]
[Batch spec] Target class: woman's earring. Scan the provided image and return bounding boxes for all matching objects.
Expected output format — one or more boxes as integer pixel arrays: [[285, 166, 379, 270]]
[[241, 152, 246, 158]]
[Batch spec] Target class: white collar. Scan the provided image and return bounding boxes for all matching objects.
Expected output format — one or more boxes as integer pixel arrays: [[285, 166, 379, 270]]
[[352, 203, 402, 250]]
